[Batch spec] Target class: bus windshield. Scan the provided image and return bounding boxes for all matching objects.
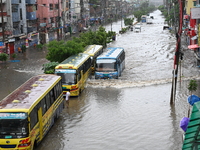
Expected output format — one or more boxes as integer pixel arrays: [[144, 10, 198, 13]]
[[96, 59, 117, 72], [0, 113, 29, 139], [55, 69, 77, 85]]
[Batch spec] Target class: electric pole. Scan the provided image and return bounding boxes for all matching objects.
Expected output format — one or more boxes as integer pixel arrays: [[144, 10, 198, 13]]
[[57, 0, 60, 41], [0, 0, 5, 46]]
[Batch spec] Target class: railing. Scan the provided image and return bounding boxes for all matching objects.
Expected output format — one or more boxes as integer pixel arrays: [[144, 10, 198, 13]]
[[11, 0, 19, 4], [26, 0, 36, 4]]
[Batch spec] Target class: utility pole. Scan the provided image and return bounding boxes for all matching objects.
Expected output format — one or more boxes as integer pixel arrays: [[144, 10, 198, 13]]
[[0, 0, 5, 46], [57, 0, 60, 41]]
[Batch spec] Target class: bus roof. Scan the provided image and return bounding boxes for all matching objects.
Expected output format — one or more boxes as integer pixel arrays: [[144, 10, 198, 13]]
[[83, 45, 103, 57], [55, 53, 90, 69], [0, 74, 61, 111], [97, 47, 124, 60]]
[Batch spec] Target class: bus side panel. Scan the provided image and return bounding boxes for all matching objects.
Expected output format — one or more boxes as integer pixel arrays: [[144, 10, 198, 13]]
[[38, 107, 43, 141], [53, 95, 65, 119], [42, 107, 54, 137]]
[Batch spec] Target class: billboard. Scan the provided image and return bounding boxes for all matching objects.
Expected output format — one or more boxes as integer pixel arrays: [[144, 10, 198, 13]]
[[191, 7, 200, 19]]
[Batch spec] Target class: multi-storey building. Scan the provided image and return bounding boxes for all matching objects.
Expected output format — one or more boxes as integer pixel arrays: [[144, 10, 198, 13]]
[[37, 0, 63, 43], [26, 0, 38, 47]]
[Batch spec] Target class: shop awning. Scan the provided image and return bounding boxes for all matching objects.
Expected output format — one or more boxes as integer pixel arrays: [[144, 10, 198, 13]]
[[188, 44, 199, 49], [182, 101, 200, 149]]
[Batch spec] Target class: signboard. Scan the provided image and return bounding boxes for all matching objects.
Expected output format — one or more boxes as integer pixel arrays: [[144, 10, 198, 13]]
[[0, 112, 27, 119], [0, 42, 4, 46], [8, 38, 15, 42], [191, 8, 200, 19], [40, 23, 46, 27]]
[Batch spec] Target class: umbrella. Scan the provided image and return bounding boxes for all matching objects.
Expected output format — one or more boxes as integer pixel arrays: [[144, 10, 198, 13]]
[[180, 117, 190, 132], [188, 44, 199, 49], [188, 95, 200, 106]]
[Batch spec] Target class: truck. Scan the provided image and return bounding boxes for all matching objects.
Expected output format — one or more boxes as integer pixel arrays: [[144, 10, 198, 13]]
[[146, 17, 153, 24]]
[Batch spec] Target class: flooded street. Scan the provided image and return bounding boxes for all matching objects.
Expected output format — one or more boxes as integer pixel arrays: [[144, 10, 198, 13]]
[[1, 10, 200, 150]]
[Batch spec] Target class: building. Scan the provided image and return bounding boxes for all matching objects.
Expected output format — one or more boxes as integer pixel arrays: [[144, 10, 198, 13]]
[[37, 0, 63, 43]]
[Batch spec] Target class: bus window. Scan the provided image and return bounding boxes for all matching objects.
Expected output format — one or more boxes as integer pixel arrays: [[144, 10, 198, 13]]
[[41, 98, 47, 115], [49, 90, 55, 105], [0, 115, 29, 138], [30, 109, 38, 129], [57, 72, 76, 85], [45, 93, 51, 110]]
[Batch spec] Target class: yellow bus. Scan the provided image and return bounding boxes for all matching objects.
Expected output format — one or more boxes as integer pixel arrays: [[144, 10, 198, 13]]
[[55, 53, 91, 97], [0, 74, 64, 150], [83, 45, 104, 74]]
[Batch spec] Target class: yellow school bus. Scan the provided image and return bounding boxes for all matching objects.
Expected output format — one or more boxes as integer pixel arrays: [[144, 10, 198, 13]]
[[83, 45, 104, 74], [0, 74, 64, 150], [55, 53, 91, 97]]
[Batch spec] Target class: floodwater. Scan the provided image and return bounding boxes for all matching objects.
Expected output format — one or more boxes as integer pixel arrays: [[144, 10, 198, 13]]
[[0, 10, 200, 150]]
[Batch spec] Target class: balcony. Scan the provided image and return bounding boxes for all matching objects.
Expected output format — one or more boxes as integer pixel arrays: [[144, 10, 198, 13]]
[[26, 0, 36, 4], [27, 12, 36, 20], [0, 28, 12, 36], [0, 16, 7, 23], [13, 29, 20, 36], [27, 26, 37, 33], [0, 12, 7, 16], [11, 0, 19, 4]]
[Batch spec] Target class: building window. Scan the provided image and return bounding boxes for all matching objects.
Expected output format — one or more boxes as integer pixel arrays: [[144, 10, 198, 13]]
[[50, 4, 53, 10], [50, 17, 54, 23], [193, 1, 196, 6], [55, 4, 59, 10], [12, 5, 18, 12]]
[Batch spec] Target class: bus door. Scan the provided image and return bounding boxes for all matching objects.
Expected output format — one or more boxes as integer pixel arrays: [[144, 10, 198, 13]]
[[37, 107, 43, 141]]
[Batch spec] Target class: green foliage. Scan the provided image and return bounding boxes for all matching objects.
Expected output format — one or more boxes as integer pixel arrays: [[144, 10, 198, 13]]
[[133, 10, 143, 22], [0, 53, 9, 62], [133, 2, 156, 22], [119, 27, 129, 34], [11, 53, 17, 59], [46, 40, 85, 63], [188, 79, 198, 95], [36, 44, 44, 49], [158, 4, 179, 27], [42, 62, 59, 74], [21, 45, 26, 53], [46, 26, 115, 63], [124, 18, 134, 26]]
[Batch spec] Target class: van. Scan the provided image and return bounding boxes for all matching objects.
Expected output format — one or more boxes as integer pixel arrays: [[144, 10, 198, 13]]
[[134, 25, 141, 32]]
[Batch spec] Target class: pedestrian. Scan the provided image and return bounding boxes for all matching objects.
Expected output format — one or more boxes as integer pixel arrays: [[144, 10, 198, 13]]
[[18, 47, 21, 53], [65, 91, 70, 107]]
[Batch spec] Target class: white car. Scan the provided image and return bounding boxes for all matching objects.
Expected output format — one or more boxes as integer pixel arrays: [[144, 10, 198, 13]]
[[134, 25, 141, 32]]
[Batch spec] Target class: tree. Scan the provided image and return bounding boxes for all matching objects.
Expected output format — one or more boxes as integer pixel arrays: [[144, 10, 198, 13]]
[[0, 53, 9, 62], [124, 18, 134, 26], [42, 62, 59, 74], [46, 40, 85, 63]]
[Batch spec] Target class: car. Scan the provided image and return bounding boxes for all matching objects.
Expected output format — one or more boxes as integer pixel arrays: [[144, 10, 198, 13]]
[[134, 25, 141, 32]]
